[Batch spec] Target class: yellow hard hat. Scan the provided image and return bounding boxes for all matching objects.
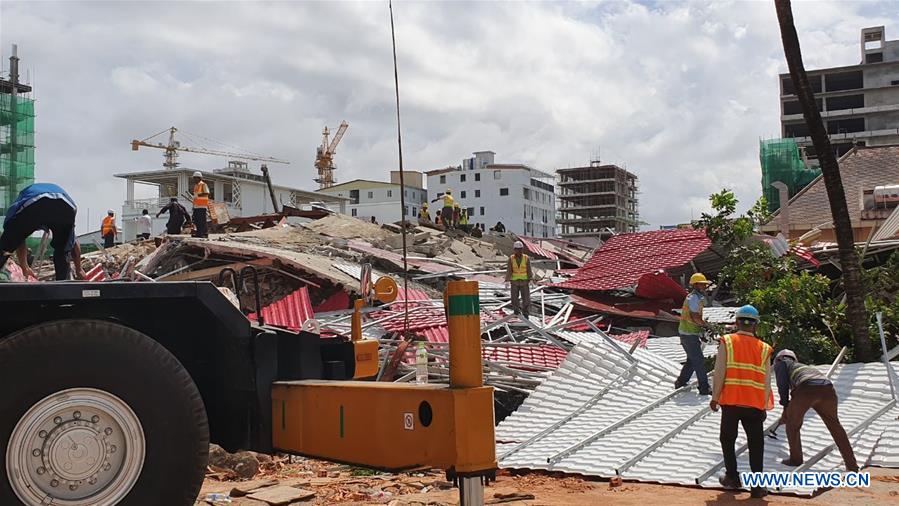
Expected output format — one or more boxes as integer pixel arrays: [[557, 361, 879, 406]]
[[446, 188, 452, 194], [454, 203, 460, 208], [689, 273, 711, 285], [422, 202, 428, 208]]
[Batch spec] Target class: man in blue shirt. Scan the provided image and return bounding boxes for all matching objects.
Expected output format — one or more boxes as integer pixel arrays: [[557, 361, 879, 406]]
[[1, 183, 85, 280], [674, 272, 712, 395]]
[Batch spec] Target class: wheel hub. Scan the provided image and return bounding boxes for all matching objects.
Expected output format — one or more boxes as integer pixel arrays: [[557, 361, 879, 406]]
[[6, 388, 145, 505]]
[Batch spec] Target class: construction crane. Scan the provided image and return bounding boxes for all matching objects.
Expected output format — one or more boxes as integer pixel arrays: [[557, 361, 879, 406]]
[[314, 120, 348, 189], [131, 127, 290, 170]]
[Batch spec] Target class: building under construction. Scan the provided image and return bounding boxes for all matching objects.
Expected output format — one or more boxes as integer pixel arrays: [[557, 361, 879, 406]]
[[0, 44, 35, 229], [557, 161, 639, 242]]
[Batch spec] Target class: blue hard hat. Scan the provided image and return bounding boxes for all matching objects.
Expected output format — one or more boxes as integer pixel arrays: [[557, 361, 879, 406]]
[[735, 305, 760, 321]]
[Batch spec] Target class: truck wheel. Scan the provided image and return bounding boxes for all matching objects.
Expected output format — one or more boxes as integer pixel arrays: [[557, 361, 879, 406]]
[[0, 320, 209, 506]]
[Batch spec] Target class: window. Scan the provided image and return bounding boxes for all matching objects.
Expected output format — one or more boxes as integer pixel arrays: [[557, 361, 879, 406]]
[[500, 188, 509, 196], [412, 191, 417, 199], [349, 190, 360, 204], [222, 182, 234, 203], [827, 117, 865, 134], [824, 71, 863, 92], [892, 80, 899, 86], [783, 98, 822, 115], [784, 122, 810, 138], [467, 207, 475, 217], [460, 191, 467, 199], [351, 208, 357, 217], [494, 170, 502, 180], [367, 191, 374, 199], [866, 52, 883, 64], [460, 174, 466, 182], [412, 207, 417, 216], [475, 173, 481, 182], [782, 74, 821, 95], [523, 188, 530, 200], [440, 175, 446, 184], [480, 207, 485, 216], [387, 190, 393, 198], [475, 189, 480, 198], [826, 94, 864, 111]]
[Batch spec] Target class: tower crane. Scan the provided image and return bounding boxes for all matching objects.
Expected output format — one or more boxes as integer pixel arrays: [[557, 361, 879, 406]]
[[314, 121, 348, 189], [131, 127, 290, 170]]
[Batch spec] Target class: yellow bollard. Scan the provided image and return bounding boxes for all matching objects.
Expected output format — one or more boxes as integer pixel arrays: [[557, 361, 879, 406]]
[[446, 280, 482, 388]]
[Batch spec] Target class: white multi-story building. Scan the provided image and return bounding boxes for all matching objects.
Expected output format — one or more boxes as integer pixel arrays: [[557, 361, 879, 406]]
[[114, 161, 347, 240], [315, 171, 428, 224], [426, 151, 556, 237]]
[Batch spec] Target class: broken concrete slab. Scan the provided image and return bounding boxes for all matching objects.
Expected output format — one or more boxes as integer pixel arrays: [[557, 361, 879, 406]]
[[246, 485, 315, 505]]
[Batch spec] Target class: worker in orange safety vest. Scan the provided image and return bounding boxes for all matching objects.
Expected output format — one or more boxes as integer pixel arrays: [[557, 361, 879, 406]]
[[191, 171, 210, 238], [710, 304, 773, 499], [101, 210, 117, 248]]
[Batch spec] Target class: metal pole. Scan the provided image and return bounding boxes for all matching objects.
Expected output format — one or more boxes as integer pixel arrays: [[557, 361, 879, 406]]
[[586, 320, 637, 363], [825, 346, 849, 379]]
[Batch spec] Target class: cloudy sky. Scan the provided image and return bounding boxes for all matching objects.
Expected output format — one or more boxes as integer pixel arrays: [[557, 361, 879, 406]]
[[1, 0, 895, 231]]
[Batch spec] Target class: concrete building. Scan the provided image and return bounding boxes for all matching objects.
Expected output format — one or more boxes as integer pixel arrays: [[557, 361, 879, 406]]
[[780, 26, 899, 161], [557, 161, 639, 242], [314, 171, 427, 224], [114, 161, 347, 240], [426, 151, 556, 237]]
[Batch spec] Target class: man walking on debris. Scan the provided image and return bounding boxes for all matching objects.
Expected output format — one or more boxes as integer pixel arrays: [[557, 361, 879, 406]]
[[191, 171, 210, 238], [157, 197, 191, 235], [506, 241, 533, 318], [774, 349, 859, 472], [710, 305, 773, 499], [675, 273, 712, 395], [0, 182, 85, 280], [134, 209, 152, 240], [101, 209, 117, 248], [418, 202, 431, 222], [431, 189, 454, 230]]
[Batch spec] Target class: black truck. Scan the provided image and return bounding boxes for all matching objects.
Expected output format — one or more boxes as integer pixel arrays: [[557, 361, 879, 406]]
[[0, 280, 357, 505]]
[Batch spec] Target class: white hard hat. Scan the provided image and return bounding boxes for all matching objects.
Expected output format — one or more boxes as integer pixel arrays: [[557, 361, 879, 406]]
[[775, 349, 797, 362], [107, 209, 114, 214], [513, 241, 524, 249], [193, 171, 202, 178]]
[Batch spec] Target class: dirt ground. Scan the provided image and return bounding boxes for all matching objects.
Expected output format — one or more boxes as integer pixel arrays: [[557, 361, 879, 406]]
[[197, 457, 899, 505]]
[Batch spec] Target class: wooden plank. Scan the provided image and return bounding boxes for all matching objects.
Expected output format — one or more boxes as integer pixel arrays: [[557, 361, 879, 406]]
[[165, 258, 274, 281], [247, 485, 315, 505]]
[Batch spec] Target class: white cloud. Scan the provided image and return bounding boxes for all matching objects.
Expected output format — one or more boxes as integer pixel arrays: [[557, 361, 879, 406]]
[[0, 0, 893, 230]]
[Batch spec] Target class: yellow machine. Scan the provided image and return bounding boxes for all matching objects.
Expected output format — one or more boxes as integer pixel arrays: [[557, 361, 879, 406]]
[[271, 280, 497, 504]]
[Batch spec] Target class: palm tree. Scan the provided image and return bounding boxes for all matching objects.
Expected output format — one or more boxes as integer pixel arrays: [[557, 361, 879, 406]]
[[774, 0, 872, 361]]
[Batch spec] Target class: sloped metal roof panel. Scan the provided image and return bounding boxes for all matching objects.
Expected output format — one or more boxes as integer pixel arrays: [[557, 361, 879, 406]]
[[498, 340, 899, 495]]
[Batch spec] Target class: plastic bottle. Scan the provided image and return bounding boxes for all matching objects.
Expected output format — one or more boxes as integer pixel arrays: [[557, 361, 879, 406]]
[[415, 342, 428, 384], [204, 493, 232, 503]]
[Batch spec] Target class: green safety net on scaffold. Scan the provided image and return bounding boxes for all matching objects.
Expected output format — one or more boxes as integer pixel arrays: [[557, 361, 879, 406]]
[[759, 138, 820, 213], [1, 94, 36, 229]]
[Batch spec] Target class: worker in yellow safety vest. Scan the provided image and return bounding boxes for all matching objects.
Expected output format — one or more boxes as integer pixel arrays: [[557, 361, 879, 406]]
[[191, 171, 210, 238], [710, 305, 773, 499], [101, 210, 117, 248], [505, 241, 533, 318], [675, 273, 712, 395], [418, 202, 431, 222], [430, 189, 455, 230]]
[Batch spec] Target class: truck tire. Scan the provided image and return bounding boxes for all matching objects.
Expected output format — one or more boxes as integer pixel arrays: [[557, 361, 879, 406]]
[[0, 320, 209, 506]]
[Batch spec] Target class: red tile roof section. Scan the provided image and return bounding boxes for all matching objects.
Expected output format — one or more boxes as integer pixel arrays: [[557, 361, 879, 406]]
[[555, 229, 710, 291], [249, 286, 314, 332], [518, 236, 559, 260]]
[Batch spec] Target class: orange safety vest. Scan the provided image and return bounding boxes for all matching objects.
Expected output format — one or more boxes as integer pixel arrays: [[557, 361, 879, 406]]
[[193, 181, 210, 208], [101, 216, 116, 236], [510, 254, 529, 281], [719, 333, 774, 410]]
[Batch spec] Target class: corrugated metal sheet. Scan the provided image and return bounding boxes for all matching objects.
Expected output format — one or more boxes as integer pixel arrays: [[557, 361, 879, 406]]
[[248, 286, 314, 331], [872, 205, 899, 242], [552, 330, 714, 364], [498, 339, 899, 494], [570, 294, 678, 321], [555, 229, 711, 292], [518, 236, 558, 260], [701, 306, 738, 324], [483, 345, 568, 370]]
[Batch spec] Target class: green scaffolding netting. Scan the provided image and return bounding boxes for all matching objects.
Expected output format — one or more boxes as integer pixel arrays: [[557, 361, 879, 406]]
[[1, 94, 36, 229], [759, 138, 820, 213]]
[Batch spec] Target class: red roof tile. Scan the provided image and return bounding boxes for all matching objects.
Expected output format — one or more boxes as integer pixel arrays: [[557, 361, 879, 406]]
[[570, 293, 678, 321], [249, 286, 314, 332], [482, 345, 568, 370], [555, 229, 710, 291], [518, 236, 558, 260], [612, 330, 651, 348]]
